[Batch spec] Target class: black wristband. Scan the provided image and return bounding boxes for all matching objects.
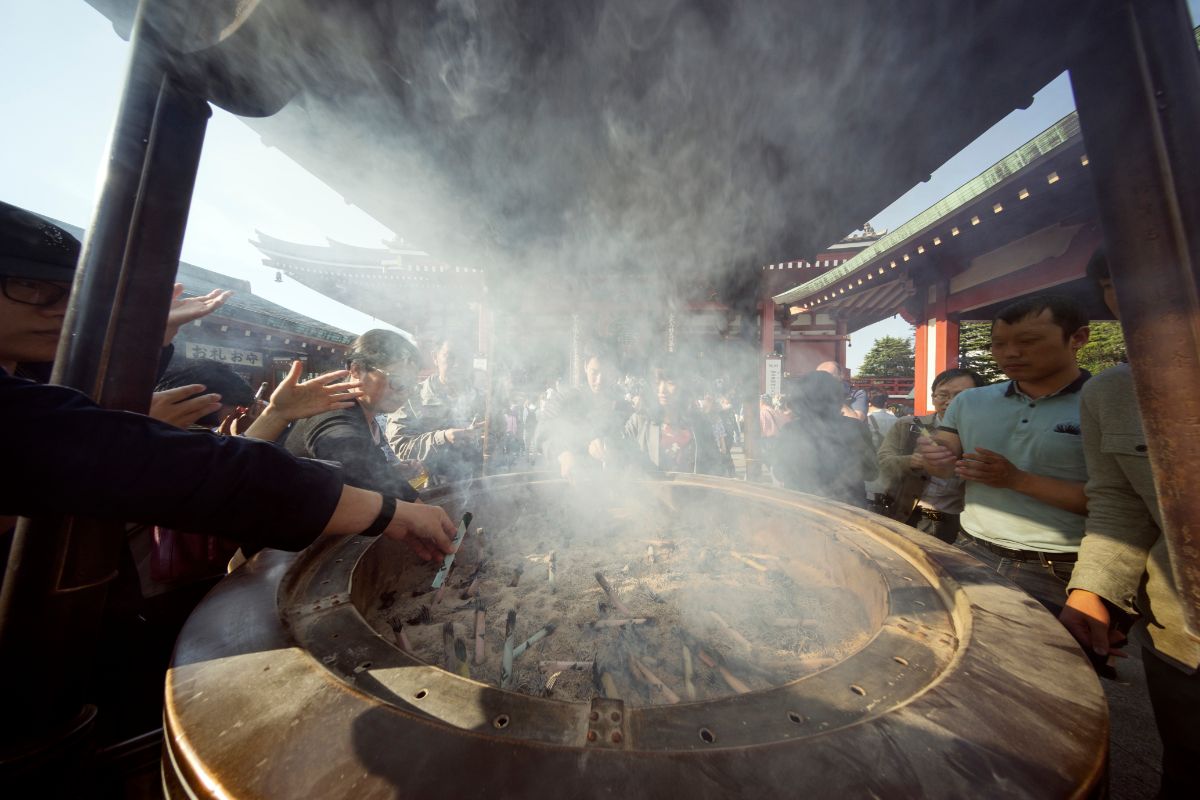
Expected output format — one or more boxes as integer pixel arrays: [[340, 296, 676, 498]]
[[359, 495, 397, 537]]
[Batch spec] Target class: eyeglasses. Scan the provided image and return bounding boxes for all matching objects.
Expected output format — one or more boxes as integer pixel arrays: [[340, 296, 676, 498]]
[[370, 366, 412, 390], [932, 391, 960, 402], [1, 276, 70, 307]]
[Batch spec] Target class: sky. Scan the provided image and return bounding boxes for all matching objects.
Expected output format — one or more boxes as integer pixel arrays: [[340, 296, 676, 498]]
[[2, 0, 1197, 365]]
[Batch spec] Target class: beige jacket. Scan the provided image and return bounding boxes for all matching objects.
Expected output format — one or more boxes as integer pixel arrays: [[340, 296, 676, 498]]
[[1069, 365, 1199, 672], [876, 413, 935, 522]]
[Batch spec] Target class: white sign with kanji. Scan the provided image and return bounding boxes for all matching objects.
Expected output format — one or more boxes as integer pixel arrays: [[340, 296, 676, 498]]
[[764, 355, 783, 397], [180, 341, 264, 367]]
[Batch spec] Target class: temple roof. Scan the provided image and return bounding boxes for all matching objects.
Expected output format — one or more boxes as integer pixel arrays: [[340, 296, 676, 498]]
[[772, 112, 1084, 312], [43, 215, 355, 344]]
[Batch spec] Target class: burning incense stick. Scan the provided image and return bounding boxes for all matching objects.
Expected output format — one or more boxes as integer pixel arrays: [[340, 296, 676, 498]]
[[431, 512, 473, 589], [501, 610, 516, 689], [474, 599, 487, 665], [715, 664, 752, 694], [547, 550, 556, 583], [588, 618, 654, 629], [628, 652, 680, 704], [538, 661, 593, 672], [512, 623, 557, 659], [593, 654, 620, 699], [682, 646, 696, 700], [459, 561, 487, 600], [454, 637, 471, 678], [646, 544, 655, 565], [543, 670, 562, 696], [594, 571, 632, 615], [708, 611, 754, 653], [729, 550, 769, 572], [443, 623, 465, 676]]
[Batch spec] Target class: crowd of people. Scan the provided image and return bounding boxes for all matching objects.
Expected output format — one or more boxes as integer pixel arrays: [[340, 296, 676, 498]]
[[750, 251, 1194, 796], [1, 200, 1195, 794]]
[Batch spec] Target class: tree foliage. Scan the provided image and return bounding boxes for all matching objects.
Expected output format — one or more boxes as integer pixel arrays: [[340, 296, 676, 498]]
[[1077, 321, 1127, 375], [958, 320, 1127, 382], [858, 335, 915, 377], [957, 322, 1005, 384]]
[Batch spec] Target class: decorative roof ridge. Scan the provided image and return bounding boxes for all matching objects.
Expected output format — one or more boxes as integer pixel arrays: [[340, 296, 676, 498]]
[[773, 110, 1081, 306]]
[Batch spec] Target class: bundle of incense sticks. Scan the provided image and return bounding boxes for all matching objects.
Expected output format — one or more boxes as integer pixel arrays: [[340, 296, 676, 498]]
[[729, 551, 769, 572], [431, 512, 473, 590], [512, 623, 556, 659], [538, 661, 593, 672], [473, 599, 487, 665], [501, 610, 516, 689], [708, 610, 754, 653], [588, 618, 654, 629], [682, 646, 696, 700], [443, 622, 470, 678], [594, 571, 632, 615], [627, 651, 680, 704], [459, 561, 487, 600]]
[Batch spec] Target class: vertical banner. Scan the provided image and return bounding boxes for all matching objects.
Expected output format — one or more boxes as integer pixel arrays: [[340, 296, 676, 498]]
[[764, 354, 783, 397]]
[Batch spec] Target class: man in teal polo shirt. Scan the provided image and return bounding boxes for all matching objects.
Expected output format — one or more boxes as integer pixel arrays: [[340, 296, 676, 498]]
[[917, 295, 1091, 615]]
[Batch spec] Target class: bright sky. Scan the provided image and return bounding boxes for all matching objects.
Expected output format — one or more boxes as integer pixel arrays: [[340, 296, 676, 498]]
[[2, 1, 1197, 355]]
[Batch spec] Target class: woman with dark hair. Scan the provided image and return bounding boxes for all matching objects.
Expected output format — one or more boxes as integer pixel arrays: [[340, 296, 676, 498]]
[[877, 367, 987, 541], [624, 359, 723, 475], [770, 371, 878, 505], [283, 329, 423, 501]]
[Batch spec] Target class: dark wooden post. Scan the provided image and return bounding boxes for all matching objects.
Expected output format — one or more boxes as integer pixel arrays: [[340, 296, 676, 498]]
[[1070, 0, 1200, 640]]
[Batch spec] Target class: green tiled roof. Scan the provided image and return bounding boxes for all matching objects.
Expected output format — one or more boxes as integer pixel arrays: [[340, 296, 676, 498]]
[[773, 111, 1082, 306]]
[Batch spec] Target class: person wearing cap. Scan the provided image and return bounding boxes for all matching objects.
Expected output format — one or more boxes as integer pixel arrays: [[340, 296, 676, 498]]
[[0, 200, 455, 557]]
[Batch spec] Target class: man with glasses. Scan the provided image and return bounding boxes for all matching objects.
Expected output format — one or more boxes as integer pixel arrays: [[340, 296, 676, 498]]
[[284, 329, 423, 502], [387, 339, 484, 486], [917, 296, 1092, 616], [877, 369, 986, 542]]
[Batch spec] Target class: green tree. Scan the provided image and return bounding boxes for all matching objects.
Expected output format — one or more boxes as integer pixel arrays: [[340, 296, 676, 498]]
[[858, 335, 915, 377], [1077, 321, 1127, 375], [957, 322, 1004, 384]]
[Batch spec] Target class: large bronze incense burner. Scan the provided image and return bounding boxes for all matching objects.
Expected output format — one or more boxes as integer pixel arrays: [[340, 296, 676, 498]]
[[163, 474, 1107, 798]]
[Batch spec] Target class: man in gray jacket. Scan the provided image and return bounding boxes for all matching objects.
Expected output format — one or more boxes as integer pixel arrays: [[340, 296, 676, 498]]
[[1059, 250, 1198, 797]]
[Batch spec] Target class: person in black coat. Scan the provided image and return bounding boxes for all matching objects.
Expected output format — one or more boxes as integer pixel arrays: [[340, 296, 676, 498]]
[[283, 329, 422, 502], [772, 371, 879, 506]]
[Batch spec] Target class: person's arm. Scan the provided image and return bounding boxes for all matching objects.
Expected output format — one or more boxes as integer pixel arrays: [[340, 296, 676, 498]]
[[243, 361, 362, 442], [954, 447, 1088, 515], [386, 405, 449, 460], [878, 416, 919, 482], [917, 398, 965, 478], [2, 371, 339, 549], [322, 484, 456, 560], [1061, 390, 1159, 654]]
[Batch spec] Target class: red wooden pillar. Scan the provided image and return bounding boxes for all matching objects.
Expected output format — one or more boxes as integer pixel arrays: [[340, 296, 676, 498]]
[[913, 284, 959, 415], [835, 318, 848, 367], [759, 300, 775, 386]]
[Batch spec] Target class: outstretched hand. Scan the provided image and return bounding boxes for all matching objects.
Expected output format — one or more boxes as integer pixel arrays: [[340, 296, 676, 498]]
[[383, 501, 458, 561], [148, 384, 221, 429], [267, 360, 363, 422], [162, 284, 232, 346]]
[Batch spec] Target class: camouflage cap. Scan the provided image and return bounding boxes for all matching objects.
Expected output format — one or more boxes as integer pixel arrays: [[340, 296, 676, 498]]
[[0, 201, 81, 281]]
